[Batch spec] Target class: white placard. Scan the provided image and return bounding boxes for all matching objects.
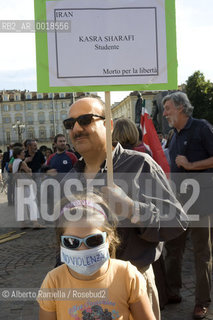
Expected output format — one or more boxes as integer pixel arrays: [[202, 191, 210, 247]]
[[46, 0, 167, 87]]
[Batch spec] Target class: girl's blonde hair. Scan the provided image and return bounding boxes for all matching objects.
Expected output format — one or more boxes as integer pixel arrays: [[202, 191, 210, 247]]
[[55, 192, 120, 258]]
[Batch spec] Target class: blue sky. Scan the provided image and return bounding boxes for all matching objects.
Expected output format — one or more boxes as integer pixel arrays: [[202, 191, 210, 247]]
[[0, 0, 213, 103]]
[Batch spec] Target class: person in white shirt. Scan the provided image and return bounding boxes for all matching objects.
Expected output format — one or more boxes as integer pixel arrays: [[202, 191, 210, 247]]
[[12, 147, 32, 174]]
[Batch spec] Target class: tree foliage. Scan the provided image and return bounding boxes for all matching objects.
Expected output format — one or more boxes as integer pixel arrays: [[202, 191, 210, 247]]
[[185, 71, 213, 124]]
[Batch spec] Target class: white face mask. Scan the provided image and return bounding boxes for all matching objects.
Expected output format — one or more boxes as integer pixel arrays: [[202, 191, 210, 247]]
[[60, 242, 110, 276]]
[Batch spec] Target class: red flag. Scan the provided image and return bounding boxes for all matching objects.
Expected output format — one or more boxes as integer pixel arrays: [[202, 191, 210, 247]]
[[140, 107, 170, 175]]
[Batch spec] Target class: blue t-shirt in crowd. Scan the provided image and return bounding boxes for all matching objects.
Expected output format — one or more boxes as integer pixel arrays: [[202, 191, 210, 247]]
[[47, 151, 77, 173]]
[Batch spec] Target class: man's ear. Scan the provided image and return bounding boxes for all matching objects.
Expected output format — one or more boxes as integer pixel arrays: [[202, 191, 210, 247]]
[[103, 119, 113, 132], [110, 119, 113, 132], [178, 105, 184, 113]]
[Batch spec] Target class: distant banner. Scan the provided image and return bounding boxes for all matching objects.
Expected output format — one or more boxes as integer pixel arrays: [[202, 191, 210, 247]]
[[35, 0, 177, 92]]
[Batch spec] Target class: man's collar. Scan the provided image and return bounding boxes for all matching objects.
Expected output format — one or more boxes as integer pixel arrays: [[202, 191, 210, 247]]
[[174, 117, 193, 133], [184, 116, 193, 129], [74, 142, 123, 173]]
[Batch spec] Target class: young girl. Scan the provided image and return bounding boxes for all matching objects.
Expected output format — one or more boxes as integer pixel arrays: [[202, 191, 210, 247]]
[[38, 193, 156, 320]]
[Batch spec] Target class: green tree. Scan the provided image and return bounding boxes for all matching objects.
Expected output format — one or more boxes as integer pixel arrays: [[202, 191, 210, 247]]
[[185, 71, 213, 123], [206, 85, 213, 124]]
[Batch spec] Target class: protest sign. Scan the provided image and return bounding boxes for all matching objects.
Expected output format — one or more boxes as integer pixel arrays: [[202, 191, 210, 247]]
[[35, 0, 177, 92]]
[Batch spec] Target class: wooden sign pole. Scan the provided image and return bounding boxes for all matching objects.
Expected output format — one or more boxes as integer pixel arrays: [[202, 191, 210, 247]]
[[104, 91, 114, 187]]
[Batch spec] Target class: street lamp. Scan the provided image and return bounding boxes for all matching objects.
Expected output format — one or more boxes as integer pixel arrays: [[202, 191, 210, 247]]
[[12, 120, 25, 142]]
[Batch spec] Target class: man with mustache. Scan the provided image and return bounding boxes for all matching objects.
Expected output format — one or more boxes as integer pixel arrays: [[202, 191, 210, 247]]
[[61, 97, 188, 320]]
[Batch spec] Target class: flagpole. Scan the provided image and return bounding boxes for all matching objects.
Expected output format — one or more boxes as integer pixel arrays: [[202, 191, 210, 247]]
[[104, 91, 113, 187]]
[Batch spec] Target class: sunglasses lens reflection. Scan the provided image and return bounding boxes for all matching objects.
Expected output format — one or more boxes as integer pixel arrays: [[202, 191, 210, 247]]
[[63, 119, 74, 130], [78, 115, 93, 126], [86, 234, 105, 248], [63, 237, 80, 249], [63, 114, 93, 130]]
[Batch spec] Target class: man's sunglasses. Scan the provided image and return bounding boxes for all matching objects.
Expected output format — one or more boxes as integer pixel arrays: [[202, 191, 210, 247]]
[[63, 114, 105, 130], [61, 232, 107, 250]]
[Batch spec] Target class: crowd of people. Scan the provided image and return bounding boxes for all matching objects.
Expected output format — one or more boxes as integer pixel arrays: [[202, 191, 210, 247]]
[[1, 92, 213, 320]]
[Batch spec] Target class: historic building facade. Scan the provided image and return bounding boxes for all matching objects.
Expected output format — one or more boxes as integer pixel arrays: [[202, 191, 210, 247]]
[[0, 89, 167, 150], [111, 91, 158, 121], [0, 91, 85, 150]]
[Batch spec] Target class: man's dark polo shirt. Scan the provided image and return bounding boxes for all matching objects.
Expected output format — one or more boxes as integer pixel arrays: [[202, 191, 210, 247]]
[[25, 150, 45, 172], [169, 117, 213, 173]]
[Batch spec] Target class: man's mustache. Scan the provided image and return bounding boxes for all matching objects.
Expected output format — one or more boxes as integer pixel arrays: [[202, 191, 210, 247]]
[[73, 133, 89, 139]]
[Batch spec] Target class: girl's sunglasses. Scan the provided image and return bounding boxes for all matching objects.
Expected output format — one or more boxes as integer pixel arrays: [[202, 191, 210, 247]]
[[61, 232, 107, 249], [63, 113, 105, 130]]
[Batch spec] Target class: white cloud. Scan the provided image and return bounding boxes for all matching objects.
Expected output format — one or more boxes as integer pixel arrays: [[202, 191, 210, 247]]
[[176, 0, 213, 83], [0, 33, 36, 71], [0, 0, 34, 19], [0, 68, 36, 90]]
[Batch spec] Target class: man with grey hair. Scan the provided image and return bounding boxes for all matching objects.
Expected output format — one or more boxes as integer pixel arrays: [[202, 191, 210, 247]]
[[163, 91, 213, 319], [25, 140, 45, 173]]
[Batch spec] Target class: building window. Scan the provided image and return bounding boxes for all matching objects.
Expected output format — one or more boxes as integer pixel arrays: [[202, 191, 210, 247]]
[[38, 113, 45, 124], [3, 104, 9, 112], [27, 130, 34, 139], [3, 95, 9, 101], [37, 102, 44, 109], [14, 104, 21, 111], [59, 92, 65, 98], [49, 113, 54, 123], [39, 128, 46, 139], [26, 103, 32, 110], [6, 132, 10, 144], [26, 93, 32, 99], [61, 113, 67, 120], [15, 94, 21, 101], [62, 102, 68, 108], [15, 116, 23, 122], [50, 126, 54, 137], [27, 115, 34, 125], [48, 93, 54, 99], [3, 117, 10, 123], [37, 93, 43, 99]]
